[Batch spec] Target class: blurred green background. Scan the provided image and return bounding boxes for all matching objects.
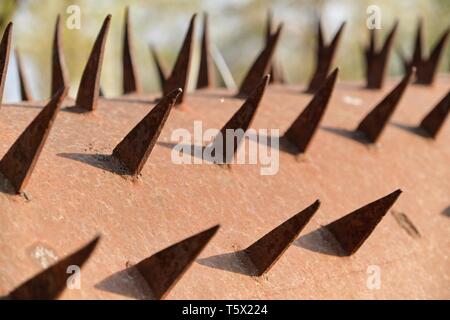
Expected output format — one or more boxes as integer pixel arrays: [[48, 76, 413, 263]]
[[0, 0, 449, 101]]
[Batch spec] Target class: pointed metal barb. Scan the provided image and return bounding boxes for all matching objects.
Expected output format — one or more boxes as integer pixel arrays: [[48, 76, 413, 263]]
[[135, 225, 219, 300], [196, 13, 215, 89], [411, 20, 423, 68], [356, 68, 413, 143], [113, 88, 182, 175], [365, 21, 398, 89], [214, 75, 269, 163], [51, 14, 69, 96], [8, 236, 100, 300], [238, 24, 283, 96], [245, 200, 320, 276], [0, 87, 68, 193], [0, 22, 12, 106], [149, 45, 168, 91], [163, 14, 196, 105], [122, 7, 141, 94], [265, 11, 285, 84], [284, 68, 338, 153], [75, 15, 111, 111], [419, 90, 450, 138], [15, 49, 33, 101], [306, 21, 345, 93], [325, 189, 402, 256]]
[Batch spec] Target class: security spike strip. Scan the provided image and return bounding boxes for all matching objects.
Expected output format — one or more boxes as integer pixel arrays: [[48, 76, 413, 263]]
[[419, 91, 450, 138], [215, 75, 269, 163], [112, 88, 182, 176], [135, 225, 219, 300], [325, 189, 402, 256], [244, 200, 320, 276], [365, 21, 398, 89], [122, 7, 141, 94], [238, 24, 283, 97], [284, 68, 338, 153], [75, 15, 111, 111], [196, 13, 215, 89], [149, 45, 167, 90], [8, 236, 100, 300], [51, 14, 69, 96], [0, 87, 68, 193], [356, 68, 413, 143], [0, 22, 12, 106], [163, 14, 196, 105], [15, 49, 33, 101], [306, 21, 345, 93]]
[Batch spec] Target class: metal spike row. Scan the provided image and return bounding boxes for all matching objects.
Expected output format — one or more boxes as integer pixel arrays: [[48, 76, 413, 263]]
[[196, 13, 215, 89], [75, 15, 111, 111], [365, 21, 398, 89], [8, 236, 100, 300], [112, 88, 182, 176], [135, 225, 219, 300], [419, 90, 450, 138], [149, 45, 168, 91], [356, 68, 413, 143], [163, 14, 196, 105], [265, 11, 285, 84], [306, 21, 345, 93], [122, 7, 141, 94], [284, 68, 338, 153], [51, 14, 69, 96], [0, 22, 12, 106], [15, 49, 33, 101], [238, 24, 283, 97], [244, 200, 320, 276], [325, 189, 402, 256]]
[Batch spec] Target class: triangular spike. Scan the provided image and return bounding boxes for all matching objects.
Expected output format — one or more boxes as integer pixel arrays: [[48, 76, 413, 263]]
[[15, 49, 33, 101], [0, 87, 68, 193], [306, 21, 345, 93], [75, 15, 111, 111], [412, 20, 423, 68], [122, 7, 141, 94], [0, 22, 12, 106], [51, 15, 69, 96], [284, 68, 338, 153], [196, 13, 215, 89], [325, 189, 402, 256], [214, 75, 269, 163], [264, 10, 284, 84], [245, 200, 320, 276], [163, 14, 196, 104], [356, 68, 413, 143], [238, 24, 282, 96], [8, 236, 100, 300], [419, 91, 450, 138], [135, 225, 219, 300], [149, 45, 167, 90], [112, 88, 182, 175]]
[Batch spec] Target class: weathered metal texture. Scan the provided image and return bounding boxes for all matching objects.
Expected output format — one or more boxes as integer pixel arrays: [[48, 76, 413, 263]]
[[419, 90, 450, 138], [196, 13, 215, 89], [75, 15, 111, 111], [7, 236, 99, 300], [135, 225, 219, 300], [265, 11, 285, 84], [149, 45, 167, 91], [122, 7, 141, 94], [238, 25, 282, 96], [306, 21, 345, 93], [365, 21, 398, 89], [163, 14, 196, 104], [15, 49, 33, 101], [284, 68, 338, 153], [51, 15, 69, 96], [0, 22, 12, 106]]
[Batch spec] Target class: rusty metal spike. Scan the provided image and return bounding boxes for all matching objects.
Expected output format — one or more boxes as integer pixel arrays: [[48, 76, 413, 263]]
[[412, 20, 423, 68], [51, 14, 69, 96], [0, 87, 68, 193], [196, 13, 215, 89], [264, 10, 284, 84], [419, 91, 450, 138], [149, 45, 167, 91], [356, 68, 413, 143], [325, 189, 402, 256], [365, 21, 398, 89], [284, 68, 338, 153], [163, 14, 196, 104], [135, 225, 219, 300], [0, 22, 12, 106], [122, 7, 141, 94], [306, 21, 345, 93], [8, 236, 100, 300], [15, 49, 33, 101], [75, 15, 111, 111], [113, 88, 181, 176], [238, 24, 283, 96], [245, 200, 320, 276]]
